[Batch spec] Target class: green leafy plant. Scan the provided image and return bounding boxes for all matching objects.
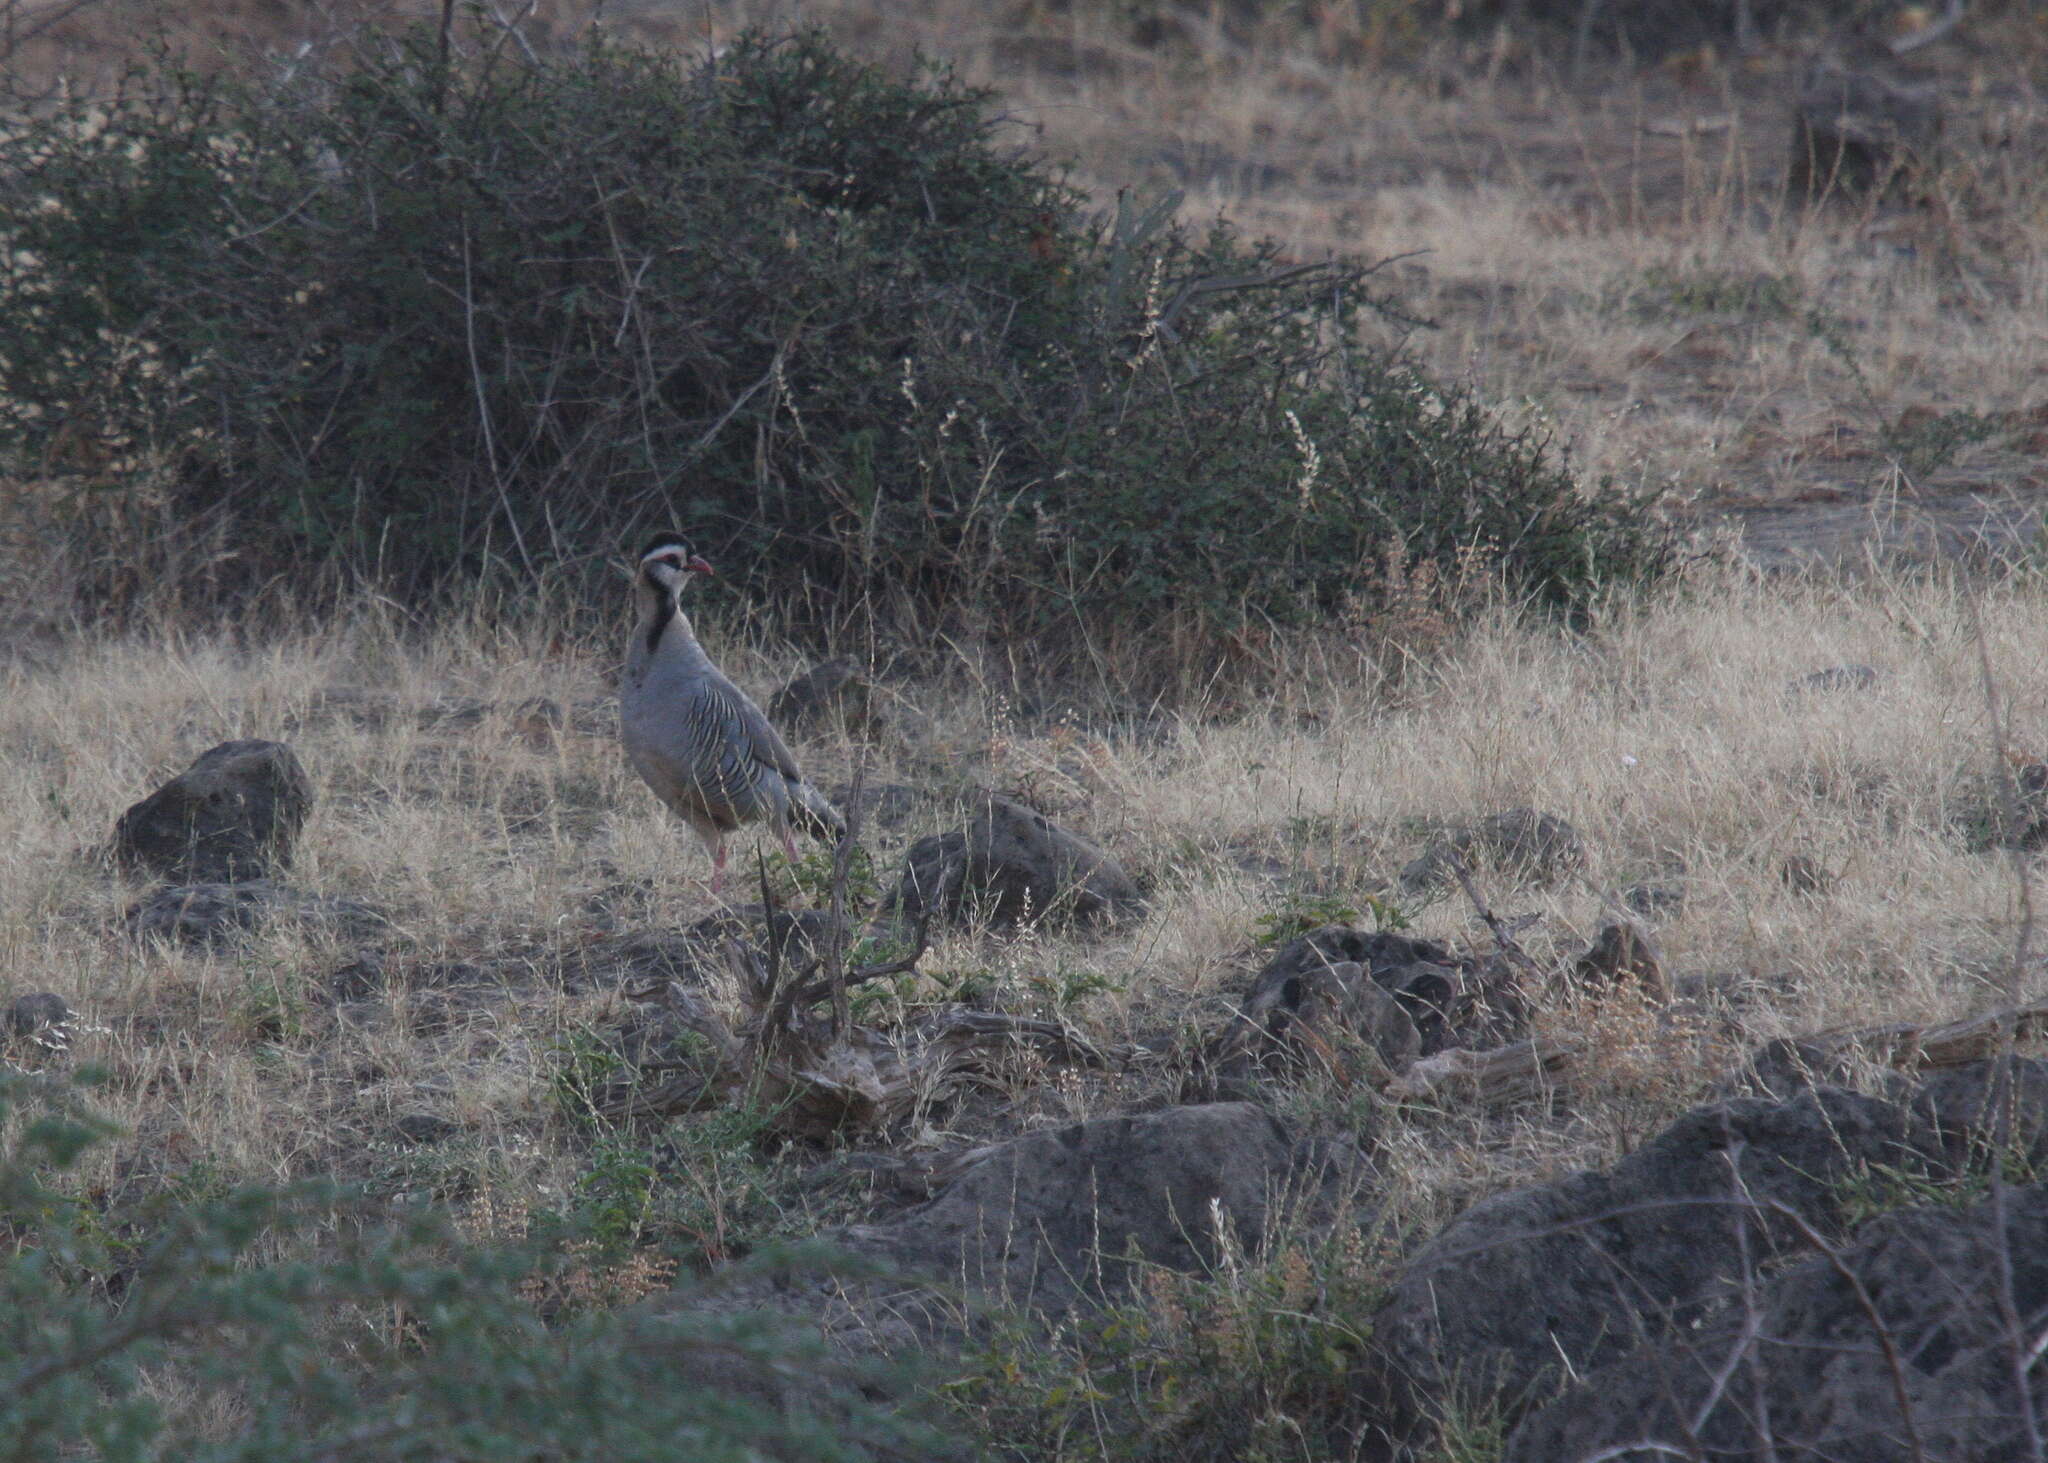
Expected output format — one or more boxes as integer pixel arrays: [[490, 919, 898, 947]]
[[233, 963, 309, 1047], [783, 843, 882, 910], [1026, 964, 1126, 1011], [1253, 892, 1409, 947], [657, 1104, 793, 1268], [0, 22, 1670, 676], [850, 958, 993, 1023], [1805, 308, 2006, 479], [547, 1029, 630, 1129], [0, 1069, 950, 1461], [1834, 1142, 2043, 1229], [572, 1136, 660, 1255]]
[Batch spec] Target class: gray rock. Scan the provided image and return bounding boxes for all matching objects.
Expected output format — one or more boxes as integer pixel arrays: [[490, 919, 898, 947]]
[[1789, 55, 1941, 202], [3, 992, 73, 1056], [637, 1284, 958, 1462], [1293, 961, 1421, 1073], [769, 658, 882, 737], [833, 1102, 1367, 1315], [1400, 808, 1587, 894], [1507, 1184, 2048, 1462], [1378, 1061, 2048, 1448], [893, 795, 1142, 927], [127, 880, 386, 948], [1909, 1059, 2048, 1174], [4, 991, 70, 1039], [112, 739, 314, 883], [1620, 881, 1686, 917], [1376, 1086, 1919, 1434], [648, 1104, 1367, 1381], [1244, 926, 1487, 1058], [1788, 661, 1880, 694], [1197, 952, 1424, 1100]]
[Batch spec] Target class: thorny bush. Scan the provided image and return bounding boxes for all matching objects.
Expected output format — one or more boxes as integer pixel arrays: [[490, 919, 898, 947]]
[[0, 23, 1670, 673]]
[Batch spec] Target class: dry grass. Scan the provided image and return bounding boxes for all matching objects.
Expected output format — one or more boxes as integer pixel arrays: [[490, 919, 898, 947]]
[[2, 559, 2041, 1242]]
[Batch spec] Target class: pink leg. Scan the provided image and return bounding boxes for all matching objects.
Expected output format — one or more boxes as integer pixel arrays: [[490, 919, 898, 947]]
[[708, 836, 728, 896], [781, 828, 801, 864]]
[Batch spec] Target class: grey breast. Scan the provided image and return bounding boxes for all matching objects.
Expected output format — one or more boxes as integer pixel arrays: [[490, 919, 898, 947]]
[[624, 637, 797, 834]]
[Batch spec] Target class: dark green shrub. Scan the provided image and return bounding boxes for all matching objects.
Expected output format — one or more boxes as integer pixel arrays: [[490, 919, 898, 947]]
[[0, 23, 1668, 671], [0, 1069, 948, 1462]]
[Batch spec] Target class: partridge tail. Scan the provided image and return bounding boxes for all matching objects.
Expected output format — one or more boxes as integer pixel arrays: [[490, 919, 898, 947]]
[[790, 781, 846, 844]]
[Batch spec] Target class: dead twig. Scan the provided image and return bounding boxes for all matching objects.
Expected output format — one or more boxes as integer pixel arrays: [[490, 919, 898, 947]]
[[786, 914, 932, 1013], [1445, 852, 1549, 987]]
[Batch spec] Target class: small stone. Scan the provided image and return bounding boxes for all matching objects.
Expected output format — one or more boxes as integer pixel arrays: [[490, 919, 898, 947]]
[[1788, 663, 1879, 695], [1571, 922, 1667, 1000], [769, 658, 883, 737], [893, 795, 1142, 928], [1234, 927, 1479, 1064], [4, 991, 71, 1040], [1781, 853, 1834, 896]]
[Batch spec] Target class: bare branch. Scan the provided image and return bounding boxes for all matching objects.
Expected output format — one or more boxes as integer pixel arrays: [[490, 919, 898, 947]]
[[1445, 852, 1549, 987], [786, 913, 932, 1012]]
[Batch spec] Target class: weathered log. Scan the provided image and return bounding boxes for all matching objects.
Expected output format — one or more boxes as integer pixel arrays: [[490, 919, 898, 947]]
[[1384, 1000, 2048, 1111], [1381, 1036, 1581, 1107], [1764, 999, 2048, 1075]]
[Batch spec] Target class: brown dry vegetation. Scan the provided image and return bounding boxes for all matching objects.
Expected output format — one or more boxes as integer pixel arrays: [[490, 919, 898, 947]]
[[4, 564, 2041, 1213], [3, 1, 2047, 1455]]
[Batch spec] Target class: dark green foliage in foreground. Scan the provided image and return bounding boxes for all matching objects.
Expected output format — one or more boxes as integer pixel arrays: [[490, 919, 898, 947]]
[[0, 1071, 947, 1462], [0, 23, 1668, 659]]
